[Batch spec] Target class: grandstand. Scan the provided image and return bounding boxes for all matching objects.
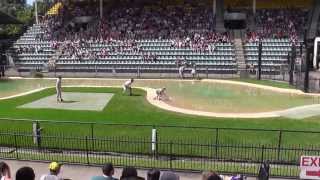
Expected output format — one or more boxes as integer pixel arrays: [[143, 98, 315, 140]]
[[8, 0, 319, 81], [3, 0, 320, 179]]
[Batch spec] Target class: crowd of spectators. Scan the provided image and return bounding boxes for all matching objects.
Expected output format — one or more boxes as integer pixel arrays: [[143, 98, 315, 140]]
[[31, 2, 231, 61], [246, 9, 307, 43], [0, 161, 246, 180]]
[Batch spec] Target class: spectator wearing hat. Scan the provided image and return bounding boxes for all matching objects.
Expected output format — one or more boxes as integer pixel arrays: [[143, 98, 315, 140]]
[[15, 167, 35, 180], [40, 162, 63, 180], [91, 163, 118, 180]]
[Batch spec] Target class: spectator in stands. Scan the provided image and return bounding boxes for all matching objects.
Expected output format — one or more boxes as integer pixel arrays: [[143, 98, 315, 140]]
[[147, 169, 160, 180], [40, 162, 63, 180], [120, 166, 144, 180], [0, 162, 11, 180], [15, 166, 35, 180], [159, 172, 179, 180], [91, 163, 118, 180]]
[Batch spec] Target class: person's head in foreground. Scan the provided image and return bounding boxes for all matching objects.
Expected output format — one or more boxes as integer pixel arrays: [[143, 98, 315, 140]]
[[58, 75, 62, 79], [147, 169, 160, 180], [159, 171, 179, 180], [49, 162, 62, 175], [102, 163, 115, 177], [202, 171, 222, 180], [16, 166, 35, 180], [130, 78, 134, 83], [0, 161, 11, 179], [120, 166, 137, 179]]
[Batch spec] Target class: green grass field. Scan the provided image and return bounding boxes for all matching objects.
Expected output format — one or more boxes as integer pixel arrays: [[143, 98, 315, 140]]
[[0, 79, 320, 168], [0, 85, 320, 144]]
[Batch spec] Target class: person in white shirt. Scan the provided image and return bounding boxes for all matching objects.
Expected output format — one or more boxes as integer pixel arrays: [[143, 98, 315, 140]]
[[191, 67, 197, 79], [179, 66, 185, 79], [123, 78, 134, 96], [155, 87, 166, 100], [56, 76, 63, 102]]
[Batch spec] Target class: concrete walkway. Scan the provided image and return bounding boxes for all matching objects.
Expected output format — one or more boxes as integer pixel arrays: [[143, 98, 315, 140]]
[[1, 159, 288, 180]]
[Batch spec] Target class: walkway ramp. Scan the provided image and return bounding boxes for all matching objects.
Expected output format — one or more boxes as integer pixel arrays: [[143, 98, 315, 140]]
[[278, 104, 320, 119]]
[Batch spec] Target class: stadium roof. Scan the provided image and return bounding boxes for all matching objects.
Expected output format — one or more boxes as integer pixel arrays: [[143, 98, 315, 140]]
[[0, 11, 22, 24]]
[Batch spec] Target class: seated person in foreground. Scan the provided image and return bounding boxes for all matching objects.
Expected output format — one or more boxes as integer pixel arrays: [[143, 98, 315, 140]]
[[120, 166, 144, 180], [91, 163, 118, 180]]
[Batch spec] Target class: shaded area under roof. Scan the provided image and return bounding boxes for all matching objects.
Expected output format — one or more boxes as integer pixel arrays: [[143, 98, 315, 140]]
[[0, 11, 22, 24]]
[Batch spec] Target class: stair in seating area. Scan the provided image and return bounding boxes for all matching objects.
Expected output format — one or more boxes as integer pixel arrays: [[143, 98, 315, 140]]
[[233, 30, 247, 77]]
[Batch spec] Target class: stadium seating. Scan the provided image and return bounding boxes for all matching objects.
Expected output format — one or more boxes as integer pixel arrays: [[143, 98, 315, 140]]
[[244, 39, 297, 74], [12, 23, 237, 74]]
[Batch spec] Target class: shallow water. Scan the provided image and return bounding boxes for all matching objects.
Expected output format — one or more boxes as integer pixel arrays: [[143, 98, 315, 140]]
[[0, 78, 317, 113]]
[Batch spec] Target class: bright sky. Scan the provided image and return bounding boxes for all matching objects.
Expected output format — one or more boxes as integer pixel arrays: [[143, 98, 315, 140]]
[[26, 0, 35, 5]]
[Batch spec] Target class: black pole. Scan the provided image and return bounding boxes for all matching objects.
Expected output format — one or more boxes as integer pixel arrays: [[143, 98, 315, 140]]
[[304, 47, 310, 93], [289, 45, 296, 85], [257, 41, 262, 80], [288, 53, 293, 85]]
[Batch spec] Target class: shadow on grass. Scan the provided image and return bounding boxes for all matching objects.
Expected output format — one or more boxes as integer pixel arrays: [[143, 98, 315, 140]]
[[60, 100, 79, 103]]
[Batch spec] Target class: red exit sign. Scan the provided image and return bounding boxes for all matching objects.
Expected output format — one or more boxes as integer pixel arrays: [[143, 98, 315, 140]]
[[300, 156, 320, 180]]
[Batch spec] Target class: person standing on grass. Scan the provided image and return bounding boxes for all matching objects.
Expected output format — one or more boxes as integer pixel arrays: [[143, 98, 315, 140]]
[[56, 76, 63, 102], [123, 78, 134, 96], [178, 66, 185, 79], [91, 163, 118, 180], [191, 66, 196, 79]]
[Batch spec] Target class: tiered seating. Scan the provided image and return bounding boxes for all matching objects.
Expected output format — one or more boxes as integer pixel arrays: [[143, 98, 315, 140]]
[[56, 40, 236, 73], [12, 23, 237, 74], [12, 24, 55, 71], [244, 39, 299, 74]]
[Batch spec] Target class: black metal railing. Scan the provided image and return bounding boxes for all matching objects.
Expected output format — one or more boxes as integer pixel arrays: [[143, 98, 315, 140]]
[[0, 118, 320, 177], [0, 132, 315, 178]]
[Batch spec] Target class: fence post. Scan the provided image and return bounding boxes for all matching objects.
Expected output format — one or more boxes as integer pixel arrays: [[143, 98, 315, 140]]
[[91, 123, 94, 150], [151, 127, 157, 158], [261, 145, 265, 162], [85, 136, 90, 165], [14, 133, 19, 160], [169, 141, 173, 170], [277, 130, 282, 161], [215, 128, 219, 158]]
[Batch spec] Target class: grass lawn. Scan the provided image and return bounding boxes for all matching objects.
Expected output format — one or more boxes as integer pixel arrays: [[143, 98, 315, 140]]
[[0, 86, 320, 145], [0, 78, 312, 176]]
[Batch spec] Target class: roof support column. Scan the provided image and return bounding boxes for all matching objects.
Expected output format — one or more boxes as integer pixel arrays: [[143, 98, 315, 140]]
[[213, 0, 216, 17], [35, 0, 39, 24], [100, 0, 103, 19], [253, 0, 256, 15]]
